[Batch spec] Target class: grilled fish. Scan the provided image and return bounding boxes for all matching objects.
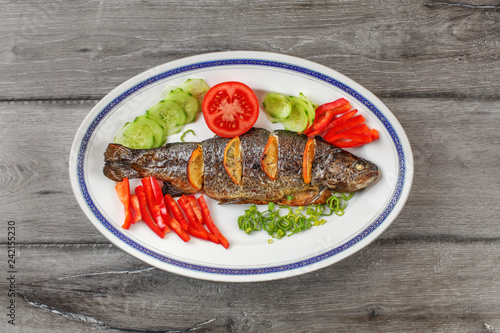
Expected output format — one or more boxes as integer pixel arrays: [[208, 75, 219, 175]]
[[103, 128, 380, 206]]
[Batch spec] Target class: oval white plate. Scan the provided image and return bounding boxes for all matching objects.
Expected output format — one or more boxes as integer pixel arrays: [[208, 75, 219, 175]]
[[69, 51, 413, 282]]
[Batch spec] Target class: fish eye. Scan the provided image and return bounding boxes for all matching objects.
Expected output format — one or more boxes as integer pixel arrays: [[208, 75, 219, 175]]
[[353, 161, 366, 171]]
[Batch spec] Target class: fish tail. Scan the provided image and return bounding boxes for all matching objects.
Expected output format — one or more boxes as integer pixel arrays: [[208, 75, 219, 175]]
[[104, 143, 134, 162], [103, 162, 140, 182], [103, 144, 141, 181]]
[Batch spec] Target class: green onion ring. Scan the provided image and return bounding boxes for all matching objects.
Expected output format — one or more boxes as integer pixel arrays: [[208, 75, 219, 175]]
[[237, 192, 355, 241], [180, 129, 195, 142]]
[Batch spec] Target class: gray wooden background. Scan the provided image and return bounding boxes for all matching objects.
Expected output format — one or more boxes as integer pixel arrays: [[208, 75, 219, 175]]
[[1, 0, 500, 332]]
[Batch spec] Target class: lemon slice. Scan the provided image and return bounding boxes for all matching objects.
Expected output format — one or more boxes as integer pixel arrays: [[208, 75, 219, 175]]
[[303, 138, 315, 184], [223, 137, 242, 185], [187, 145, 204, 190], [261, 136, 278, 180]]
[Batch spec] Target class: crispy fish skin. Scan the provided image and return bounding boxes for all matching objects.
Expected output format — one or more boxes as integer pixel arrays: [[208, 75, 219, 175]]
[[228, 129, 310, 204], [104, 142, 199, 196], [201, 136, 239, 201], [202, 128, 280, 203], [274, 130, 309, 197], [239, 128, 279, 202], [103, 128, 380, 205]]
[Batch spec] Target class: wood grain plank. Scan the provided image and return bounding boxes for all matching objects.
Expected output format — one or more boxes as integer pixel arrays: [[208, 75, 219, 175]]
[[1, 0, 500, 99], [0, 97, 499, 244], [4, 241, 499, 332], [381, 97, 500, 240], [0, 100, 108, 243]]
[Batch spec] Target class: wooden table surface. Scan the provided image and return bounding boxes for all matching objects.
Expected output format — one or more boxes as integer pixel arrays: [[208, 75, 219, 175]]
[[2, 1, 500, 332]]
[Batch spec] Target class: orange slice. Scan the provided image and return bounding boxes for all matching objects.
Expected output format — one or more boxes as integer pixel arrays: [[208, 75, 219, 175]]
[[303, 138, 315, 184], [187, 145, 204, 190], [261, 136, 278, 180], [223, 137, 242, 185]]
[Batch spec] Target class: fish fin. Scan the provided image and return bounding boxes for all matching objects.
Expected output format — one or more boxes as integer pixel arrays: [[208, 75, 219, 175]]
[[277, 188, 332, 206], [309, 188, 332, 205], [218, 199, 270, 205], [161, 181, 193, 197], [104, 143, 135, 162], [218, 199, 245, 205], [217, 190, 332, 206]]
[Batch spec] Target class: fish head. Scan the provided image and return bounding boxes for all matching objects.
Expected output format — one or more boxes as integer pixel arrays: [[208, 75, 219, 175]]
[[324, 152, 380, 192]]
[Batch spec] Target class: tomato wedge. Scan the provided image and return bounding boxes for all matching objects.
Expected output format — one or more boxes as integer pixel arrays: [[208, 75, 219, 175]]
[[202, 81, 259, 138]]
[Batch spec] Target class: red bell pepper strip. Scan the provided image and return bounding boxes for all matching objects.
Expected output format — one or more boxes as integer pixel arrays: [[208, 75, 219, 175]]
[[369, 128, 380, 141], [197, 195, 230, 249], [345, 123, 370, 134], [322, 110, 359, 134], [323, 124, 370, 142], [135, 186, 166, 238], [187, 195, 204, 225], [186, 224, 207, 239], [314, 98, 350, 116], [164, 193, 189, 231], [178, 196, 204, 230], [150, 177, 170, 224], [130, 194, 141, 224], [162, 211, 191, 243], [205, 232, 219, 244], [328, 125, 379, 148], [115, 178, 132, 230], [185, 224, 209, 241], [170, 217, 191, 242], [330, 140, 370, 148], [304, 103, 351, 136], [329, 133, 372, 144], [323, 113, 364, 141], [178, 196, 219, 244], [186, 221, 219, 244], [141, 177, 168, 232]]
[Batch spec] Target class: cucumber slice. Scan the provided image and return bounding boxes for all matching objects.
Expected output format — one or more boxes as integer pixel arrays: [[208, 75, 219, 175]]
[[114, 121, 155, 149], [165, 124, 183, 136], [281, 97, 310, 132], [160, 85, 177, 100], [147, 99, 188, 136], [134, 114, 166, 148], [163, 88, 199, 123], [266, 114, 284, 124], [179, 79, 210, 107], [263, 93, 292, 121], [298, 92, 317, 126]]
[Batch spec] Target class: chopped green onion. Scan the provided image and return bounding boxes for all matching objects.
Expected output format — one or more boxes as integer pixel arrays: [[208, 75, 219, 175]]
[[286, 195, 294, 201], [180, 129, 195, 142], [237, 192, 354, 241]]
